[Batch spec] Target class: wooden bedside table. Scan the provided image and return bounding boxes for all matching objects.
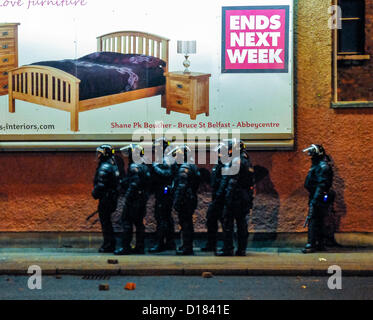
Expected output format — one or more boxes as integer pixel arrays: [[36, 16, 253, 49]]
[[0, 23, 20, 96], [164, 71, 211, 120]]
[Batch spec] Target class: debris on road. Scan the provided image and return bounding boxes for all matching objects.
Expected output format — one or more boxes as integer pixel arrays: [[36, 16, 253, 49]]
[[202, 272, 213, 278], [319, 258, 327, 262], [99, 284, 110, 291], [124, 282, 136, 290], [107, 259, 118, 264]]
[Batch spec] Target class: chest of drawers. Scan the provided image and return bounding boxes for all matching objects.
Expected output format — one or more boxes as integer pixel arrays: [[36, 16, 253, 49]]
[[0, 23, 20, 96], [164, 71, 211, 120]]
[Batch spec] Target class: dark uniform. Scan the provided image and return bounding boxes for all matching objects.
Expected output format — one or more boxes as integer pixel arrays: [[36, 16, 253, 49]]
[[170, 145, 200, 255], [92, 145, 121, 253], [149, 158, 177, 252], [217, 141, 254, 257], [202, 143, 227, 252], [302, 144, 334, 253], [149, 138, 176, 253], [115, 144, 151, 255]]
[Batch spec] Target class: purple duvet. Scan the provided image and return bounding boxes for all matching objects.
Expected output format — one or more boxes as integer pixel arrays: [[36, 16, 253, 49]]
[[31, 52, 166, 100]]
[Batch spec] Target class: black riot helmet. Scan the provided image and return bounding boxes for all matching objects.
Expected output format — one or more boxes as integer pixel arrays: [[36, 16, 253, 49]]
[[154, 137, 171, 152], [153, 137, 171, 163], [302, 144, 325, 158], [227, 138, 246, 156], [213, 141, 229, 164], [96, 144, 115, 161], [167, 144, 193, 164], [120, 143, 145, 163]]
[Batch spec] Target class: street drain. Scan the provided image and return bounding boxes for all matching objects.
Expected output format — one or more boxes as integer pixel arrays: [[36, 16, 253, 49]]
[[82, 275, 111, 280]]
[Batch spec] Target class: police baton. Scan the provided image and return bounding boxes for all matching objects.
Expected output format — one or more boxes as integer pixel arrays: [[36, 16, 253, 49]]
[[86, 210, 98, 221], [303, 215, 310, 228]]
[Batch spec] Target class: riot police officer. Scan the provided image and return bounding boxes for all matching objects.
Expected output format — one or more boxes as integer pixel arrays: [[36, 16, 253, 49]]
[[92, 144, 121, 253], [149, 137, 177, 253], [302, 144, 334, 254], [114, 144, 151, 255], [169, 145, 200, 255], [201, 142, 229, 253], [217, 139, 254, 257]]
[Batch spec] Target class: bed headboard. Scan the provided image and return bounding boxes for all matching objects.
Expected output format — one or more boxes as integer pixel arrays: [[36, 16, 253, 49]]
[[97, 31, 169, 72]]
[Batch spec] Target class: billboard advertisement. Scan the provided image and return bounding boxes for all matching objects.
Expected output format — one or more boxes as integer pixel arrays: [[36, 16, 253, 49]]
[[222, 6, 289, 73], [0, 0, 294, 149]]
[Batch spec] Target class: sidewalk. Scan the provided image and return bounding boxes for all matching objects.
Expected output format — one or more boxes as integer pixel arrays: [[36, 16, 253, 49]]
[[0, 247, 372, 276]]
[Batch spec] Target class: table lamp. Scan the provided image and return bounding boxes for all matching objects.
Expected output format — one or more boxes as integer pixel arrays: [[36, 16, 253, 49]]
[[177, 40, 196, 74]]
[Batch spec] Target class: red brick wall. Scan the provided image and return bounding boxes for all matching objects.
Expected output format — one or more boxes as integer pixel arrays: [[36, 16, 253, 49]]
[[338, 1, 373, 101]]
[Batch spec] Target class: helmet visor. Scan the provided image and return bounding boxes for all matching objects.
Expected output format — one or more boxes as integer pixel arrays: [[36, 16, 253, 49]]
[[96, 146, 105, 159], [120, 144, 133, 156], [302, 144, 318, 156]]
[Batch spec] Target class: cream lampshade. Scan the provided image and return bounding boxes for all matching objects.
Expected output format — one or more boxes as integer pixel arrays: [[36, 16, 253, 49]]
[[177, 40, 196, 73]]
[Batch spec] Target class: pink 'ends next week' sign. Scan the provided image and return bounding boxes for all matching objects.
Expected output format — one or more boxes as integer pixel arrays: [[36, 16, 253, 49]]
[[222, 6, 290, 73]]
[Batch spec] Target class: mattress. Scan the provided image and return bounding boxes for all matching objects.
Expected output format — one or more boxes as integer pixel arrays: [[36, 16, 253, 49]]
[[31, 52, 166, 100]]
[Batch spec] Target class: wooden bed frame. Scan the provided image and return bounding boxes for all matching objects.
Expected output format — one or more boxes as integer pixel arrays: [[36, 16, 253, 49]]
[[8, 31, 169, 132]]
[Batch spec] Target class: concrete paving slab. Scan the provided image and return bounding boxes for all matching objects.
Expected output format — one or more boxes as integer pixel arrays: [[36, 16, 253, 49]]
[[0, 248, 372, 276]]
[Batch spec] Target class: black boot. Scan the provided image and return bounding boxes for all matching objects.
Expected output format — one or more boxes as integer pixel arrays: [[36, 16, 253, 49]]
[[164, 217, 176, 250], [98, 232, 116, 253], [149, 242, 166, 253], [235, 240, 247, 257], [132, 241, 145, 254], [132, 229, 145, 254], [302, 243, 316, 254], [114, 231, 132, 255], [219, 215, 234, 257], [316, 243, 327, 252], [164, 241, 176, 250], [235, 249, 246, 256], [325, 238, 342, 248], [176, 247, 194, 255], [131, 247, 145, 254], [215, 248, 234, 256], [114, 246, 132, 255], [98, 243, 116, 253], [201, 239, 216, 252], [99, 231, 115, 253]]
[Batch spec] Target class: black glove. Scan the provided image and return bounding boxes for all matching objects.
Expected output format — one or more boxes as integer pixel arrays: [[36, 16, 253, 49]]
[[308, 205, 314, 220], [92, 189, 100, 200], [303, 205, 314, 228]]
